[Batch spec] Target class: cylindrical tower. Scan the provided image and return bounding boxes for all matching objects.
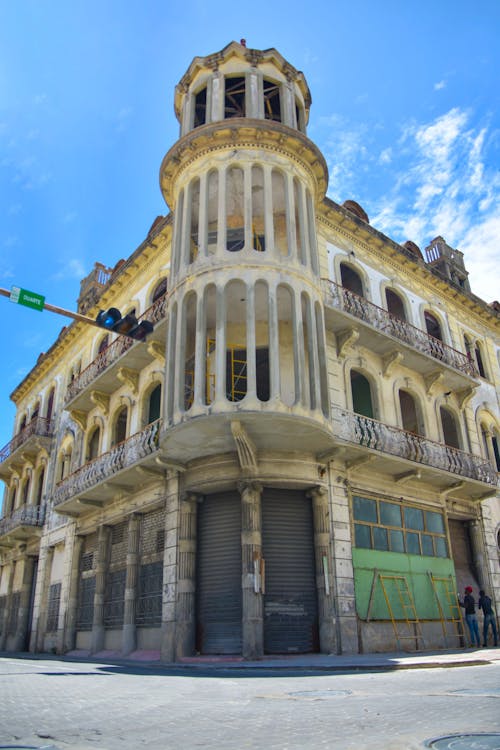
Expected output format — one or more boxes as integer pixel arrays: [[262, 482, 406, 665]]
[[160, 41, 331, 463]]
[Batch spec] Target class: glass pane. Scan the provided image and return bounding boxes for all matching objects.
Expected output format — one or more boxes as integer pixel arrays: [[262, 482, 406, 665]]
[[380, 501, 402, 528], [434, 537, 448, 558], [353, 496, 377, 523], [389, 530, 404, 553], [373, 526, 388, 551], [426, 511, 445, 534], [405, 531, 420, 555], [404, 506, 424, 530], [354, 523, 371, 549], [421, 534, 434, 556]]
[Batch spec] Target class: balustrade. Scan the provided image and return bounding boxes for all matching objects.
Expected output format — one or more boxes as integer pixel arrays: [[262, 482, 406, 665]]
[[333, 407, 498, 486], [65, 293, 168, 406], [53, 419, 162, 507], [0, 418, 54, 464], [322, 280, 477, 377], [0, 504, 46, 537]]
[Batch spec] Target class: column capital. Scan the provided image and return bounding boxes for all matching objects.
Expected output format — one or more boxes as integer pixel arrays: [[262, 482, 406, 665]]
[[238, 481, 263, 500]]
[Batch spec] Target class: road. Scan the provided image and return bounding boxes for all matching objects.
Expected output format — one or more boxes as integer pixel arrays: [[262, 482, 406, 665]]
[[0, 656, 499, 749]]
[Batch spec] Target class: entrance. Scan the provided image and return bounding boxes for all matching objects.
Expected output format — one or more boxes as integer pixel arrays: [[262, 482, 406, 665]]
[[262, 490, 319, 653], [196, 492, 242, 654]]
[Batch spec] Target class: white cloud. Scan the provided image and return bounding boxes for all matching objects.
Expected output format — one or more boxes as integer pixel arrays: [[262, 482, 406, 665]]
[[51, 258, 86, 281], [434, 80, 446, 90]]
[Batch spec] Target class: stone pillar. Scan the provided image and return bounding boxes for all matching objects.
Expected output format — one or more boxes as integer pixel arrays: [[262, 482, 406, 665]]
[[63, 533, 84, 653], [308, 486, 336, 654], [122, 513, 140, 655], [469, 519, 489, 589], [175, 494, 197, 660], [161, 471, 180, 662], [13, 553, 35, 652], [35, 546, 54, 653], [0, 561, 15, 651], [240, 481, 263, 659], [91, 525, 110, 654], [30, 539, 50, 652]]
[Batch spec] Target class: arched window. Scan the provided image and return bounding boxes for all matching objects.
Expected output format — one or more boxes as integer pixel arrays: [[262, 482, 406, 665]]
[[98, 335, 109, 354], [152, 277, 167, 303], [31, 402, 40, 423], [7, 485, 17, 514], [147, 385, 162, 424], [399, 390, 423, 435], [21, 476, 31, 505], [36, 468, 45, 506], [19, 414, 27, 433], [474, 342, 486, 378], [59, 448, 73, 481], [87, 427, 101, 461], [385, 289, 406, 321], [351, 370, 374, 418], [340, 263, 364, 296], [113, 407, 128, 446], [440, 406, 461, 449], [424, 312, 442, 341], [46, 387, 55, 422]]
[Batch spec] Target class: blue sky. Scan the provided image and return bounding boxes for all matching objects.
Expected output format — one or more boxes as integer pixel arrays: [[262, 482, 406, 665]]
[[1, 0, 499, 449]]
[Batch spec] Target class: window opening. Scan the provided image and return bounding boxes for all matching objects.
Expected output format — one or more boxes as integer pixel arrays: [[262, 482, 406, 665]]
[[440, 406, 460, 449], [399, 390, 421, 434], [351, 370, 374, 418], [148, 384, 162, 424], [424, 312, 442, 341], [492, 435, 500, 471], [474, 344, 486, 378], [194, 86, 207, 128], [152, 278, 167, 303], [224, 77, 246, 118], [36, 469, 45, 506], [46, 387, 55, 422], [256, 347, 270, 401], [386, 289, 406, 321], [226, 347, 247, 401], [340, 263, 364, 296], [87, 427, 101, 461], [113, 407, 128, 446], [263, 79, 281, 122], [226, 167, 245, 251]]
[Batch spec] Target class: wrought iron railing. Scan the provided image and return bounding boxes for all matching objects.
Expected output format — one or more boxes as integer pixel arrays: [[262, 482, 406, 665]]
[[65, 293, 168, 405], [0, 418, 54, 464], [0, 504, 46, 537], [322, 280, 477, 377], [53, 419, 162, 507], [333, 407, 498, 486]]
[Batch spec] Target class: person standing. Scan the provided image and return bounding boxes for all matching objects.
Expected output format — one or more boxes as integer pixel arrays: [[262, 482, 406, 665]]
[[478, 589, 498, 647], [458, 585, 481, 647]]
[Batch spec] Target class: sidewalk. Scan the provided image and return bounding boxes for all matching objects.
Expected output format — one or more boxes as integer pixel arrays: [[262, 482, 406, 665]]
[[3, 645, 499, 673]]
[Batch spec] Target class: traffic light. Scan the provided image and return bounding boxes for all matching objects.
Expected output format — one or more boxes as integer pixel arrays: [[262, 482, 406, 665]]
[[95, 307, 154, 341]]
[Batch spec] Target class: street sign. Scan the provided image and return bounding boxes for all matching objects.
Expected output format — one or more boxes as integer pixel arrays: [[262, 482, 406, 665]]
[[10, 286, 45, 312]]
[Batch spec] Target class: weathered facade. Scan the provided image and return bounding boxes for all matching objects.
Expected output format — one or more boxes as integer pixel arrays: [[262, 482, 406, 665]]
[[1, 41, 499, 660]]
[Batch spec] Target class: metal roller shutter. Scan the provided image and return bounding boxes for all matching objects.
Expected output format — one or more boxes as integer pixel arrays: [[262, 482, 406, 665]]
[[196, 492, 242, 654], [262, 490, 319, 654]]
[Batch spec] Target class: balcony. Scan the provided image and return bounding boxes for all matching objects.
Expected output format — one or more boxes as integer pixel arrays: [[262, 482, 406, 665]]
[[53, 419, 163, 515], [0, 504, 45, 547], [322, 280, 477, 391], [0, 418, 54, 479], [64, 293, 168, 412], [332, 407, 498, 500]]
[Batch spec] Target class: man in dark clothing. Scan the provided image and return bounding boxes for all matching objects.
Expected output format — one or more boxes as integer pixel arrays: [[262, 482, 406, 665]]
[[458, 585, 481, 647], [478, 589, 498, 647]]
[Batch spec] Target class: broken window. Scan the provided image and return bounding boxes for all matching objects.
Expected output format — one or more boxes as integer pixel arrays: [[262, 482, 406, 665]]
[[263, 79, 281, 122], [224, 77, 246, 118], [194, 86, 207, 128]]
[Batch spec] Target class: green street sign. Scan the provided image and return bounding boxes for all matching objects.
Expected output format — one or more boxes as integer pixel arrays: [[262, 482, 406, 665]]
[[10, 285, 45, 312]]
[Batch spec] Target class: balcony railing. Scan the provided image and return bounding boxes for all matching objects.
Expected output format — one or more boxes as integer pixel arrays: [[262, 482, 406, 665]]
[[333, 407, 498, 486], [0, 504, 46, 537], [53, 419, 162, 508], [0, 417, 54, 464], [65, 293, 168, 406], [322, 280, 477, 377]]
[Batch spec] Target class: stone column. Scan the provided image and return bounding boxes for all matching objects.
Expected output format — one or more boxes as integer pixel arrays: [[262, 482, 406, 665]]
[[161, 471, 180, 662], [35, 546, 54, 653], [63, 533, 84, 653], [0, 561, 15, 651], [122, 513, 140, 655], [12, 553, 35, 652], [308, 486, 336, 654], [91, 525, 110, 654], [240, 481, 263, 659], [175, 493, 197, 660]]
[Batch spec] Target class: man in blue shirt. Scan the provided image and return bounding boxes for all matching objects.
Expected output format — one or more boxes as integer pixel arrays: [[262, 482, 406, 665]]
[[458, 585, 480, 648], [478, 589, 498, 647]]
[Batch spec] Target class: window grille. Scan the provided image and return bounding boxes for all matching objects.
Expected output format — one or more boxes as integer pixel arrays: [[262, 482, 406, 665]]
[[136, 562, 162, 627], [76, 576, 95, 631], [7, 592, 20, 635], [103, 569, 126, 628], [46, 583, 62, 632]]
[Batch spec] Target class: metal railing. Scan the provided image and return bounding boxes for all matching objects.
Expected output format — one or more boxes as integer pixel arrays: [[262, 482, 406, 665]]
[[53, 419, 162, 507], [0, 504, 46, 537], [333, 407, 498, 486], [65, 293, 168, 405], [322, 280, 477, 377], [0, 417, 54, 464]]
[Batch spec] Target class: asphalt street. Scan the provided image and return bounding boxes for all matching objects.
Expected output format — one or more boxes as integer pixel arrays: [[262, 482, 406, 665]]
[[0, 655, 499, 750]]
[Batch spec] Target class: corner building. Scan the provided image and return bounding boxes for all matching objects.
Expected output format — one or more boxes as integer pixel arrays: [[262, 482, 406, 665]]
[[1, 41, 499, 660]]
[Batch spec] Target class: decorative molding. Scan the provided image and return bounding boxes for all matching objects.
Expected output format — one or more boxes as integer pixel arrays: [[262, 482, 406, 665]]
[[231, 420, 258, 474], [395, 469, 421, 485], [147, 341, 166, 363], [456, 385, 478, 409], [336, 327, 359, 357], [382, 350, 403, 378], [69, 410, 88, 431], [117, 367, 140, 394], [424, 370, 444, 395], [90, 391, 110, 415]]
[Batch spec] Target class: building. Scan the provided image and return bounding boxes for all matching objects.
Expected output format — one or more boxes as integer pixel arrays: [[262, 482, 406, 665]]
[[1, 41, 499, 660]]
